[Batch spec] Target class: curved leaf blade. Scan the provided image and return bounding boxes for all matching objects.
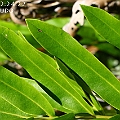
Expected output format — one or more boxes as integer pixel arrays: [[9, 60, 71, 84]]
[[0, 66, 54, 119], [23, 78, 71, 114], [0, 26, 94, 115], [26, 19, 120, 110], [81, 5, 120, 49]]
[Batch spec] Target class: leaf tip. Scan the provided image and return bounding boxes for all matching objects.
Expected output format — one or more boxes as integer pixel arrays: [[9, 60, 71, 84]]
[[80, 4, 87, 9]]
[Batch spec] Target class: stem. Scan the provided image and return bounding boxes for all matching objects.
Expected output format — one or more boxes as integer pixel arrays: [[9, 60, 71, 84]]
[[75, 115, 112, 119], [96, 115, 112, 119], [34, 116, 57, 120]]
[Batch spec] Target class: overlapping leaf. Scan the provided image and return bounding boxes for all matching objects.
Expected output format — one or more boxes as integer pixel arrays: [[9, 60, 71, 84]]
[[0, 26, 94, 115], [22, 78, 71, 114], [0, 66, 54, 119], [26, 19, 120, 110]]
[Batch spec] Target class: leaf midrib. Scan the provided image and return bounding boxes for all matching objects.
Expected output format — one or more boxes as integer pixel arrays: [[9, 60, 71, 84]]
[[0, 96, 33, 117], [0, 31, 92, 114], [0, 80, 46, 115], [82, 6, 120, 41], [31, 22, 120, 95], [0, 110, 29, 119]]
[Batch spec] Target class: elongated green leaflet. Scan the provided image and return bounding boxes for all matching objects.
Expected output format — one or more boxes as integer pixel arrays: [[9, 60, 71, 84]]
[[26, 19, 120, 110], [0, 66, 54, 119], [22, 78, 71, 114], [80, 5, 120, 49], [0, 26, 94, 115]]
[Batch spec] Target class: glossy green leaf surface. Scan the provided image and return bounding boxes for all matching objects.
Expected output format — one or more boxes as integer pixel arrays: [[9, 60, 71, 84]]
[[81, 5, 120, 49], [0, 50, 9, 63], [0, 66, 54, 119], [17, 31, 58, 70], [0, 26, 94, 115], [26, 19, 120, 110], [23, 78, 71, 114], [109, 114, 120, 120]]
